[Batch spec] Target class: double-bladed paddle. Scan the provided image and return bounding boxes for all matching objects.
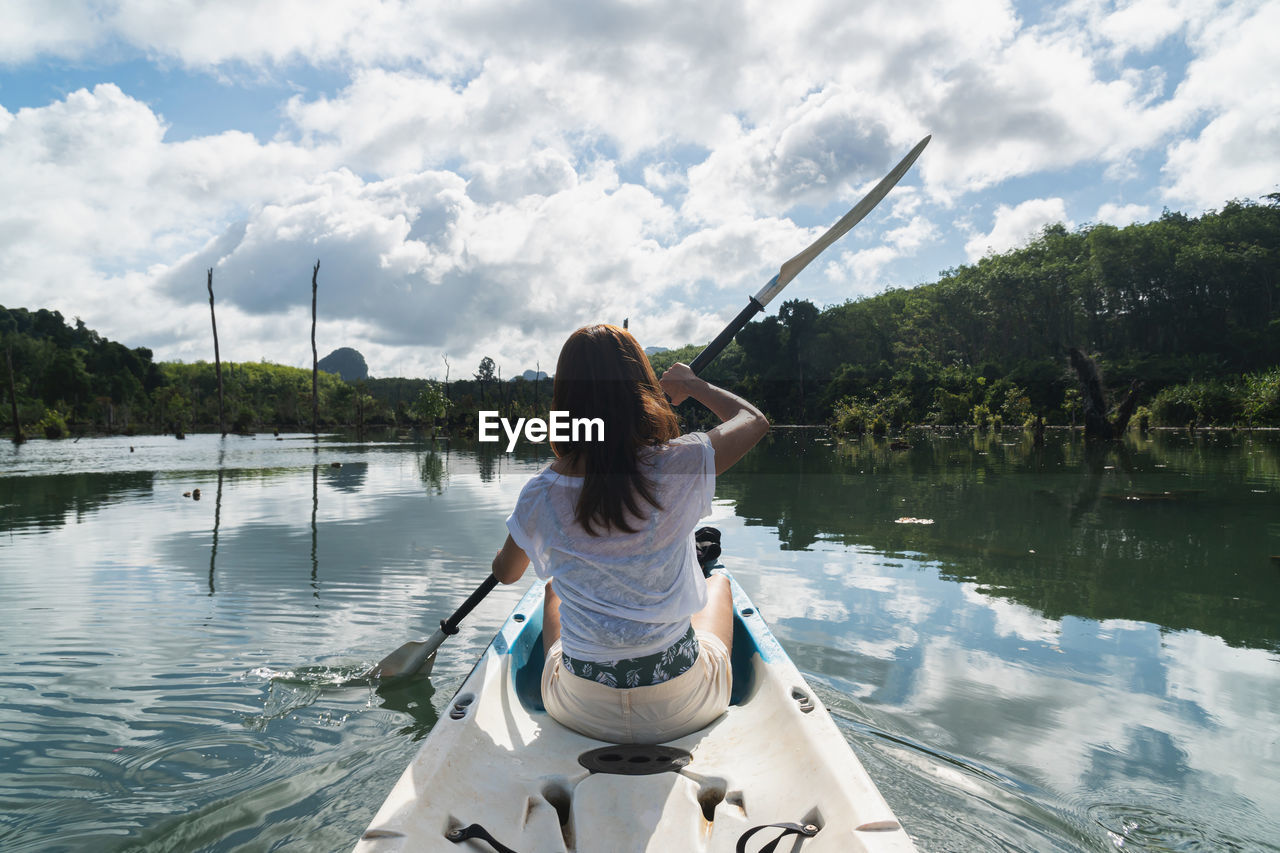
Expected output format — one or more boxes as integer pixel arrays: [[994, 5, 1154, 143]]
[[372, 134, 930, 680]]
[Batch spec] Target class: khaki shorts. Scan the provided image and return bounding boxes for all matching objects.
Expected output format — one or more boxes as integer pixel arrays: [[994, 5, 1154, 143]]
[[541, 631, 732, 744]]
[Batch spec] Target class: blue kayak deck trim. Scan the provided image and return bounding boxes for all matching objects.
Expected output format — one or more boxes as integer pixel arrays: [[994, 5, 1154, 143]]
[[488, 572, 778, 713]]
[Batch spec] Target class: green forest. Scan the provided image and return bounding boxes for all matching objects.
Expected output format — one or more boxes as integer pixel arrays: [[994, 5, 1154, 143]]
[[3, 198, 1278, 441], [654, 198, 1280, 432]]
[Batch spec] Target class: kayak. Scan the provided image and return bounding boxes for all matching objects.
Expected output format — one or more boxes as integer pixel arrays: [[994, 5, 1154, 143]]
[[355, 571, 917, 852]]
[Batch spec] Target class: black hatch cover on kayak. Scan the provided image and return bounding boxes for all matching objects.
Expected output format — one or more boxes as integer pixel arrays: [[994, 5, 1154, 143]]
[[578, 744, 692, 775]]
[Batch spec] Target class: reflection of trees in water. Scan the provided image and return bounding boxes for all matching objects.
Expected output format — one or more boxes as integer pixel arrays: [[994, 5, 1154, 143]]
[[311, 458, 319, 597], [475, 444, 502, 483], [1065, 440, 1134, 528], [209, 451, 225, 595], [417, 448, 449, 495], [452, 438, 552, 484], [722, 429, 1280, 652], [0, 470, 157, 533]]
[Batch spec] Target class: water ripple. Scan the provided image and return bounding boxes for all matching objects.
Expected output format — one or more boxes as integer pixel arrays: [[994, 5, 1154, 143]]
[[4, 432, 1278, 851], [1087, 802, 1265, 852]]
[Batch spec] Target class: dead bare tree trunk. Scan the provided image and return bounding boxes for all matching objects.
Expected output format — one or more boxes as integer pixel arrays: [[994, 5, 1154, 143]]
[[497, 365, 505, 416], [356, 381, 365, 441], [1111, 380, 1142, 435], [1069, 347, 1110, 438], [311, 260, 320, 434], [1068, 347, 1141, 440], [207, 268, 227, 435], [6, 342, 23, 445]]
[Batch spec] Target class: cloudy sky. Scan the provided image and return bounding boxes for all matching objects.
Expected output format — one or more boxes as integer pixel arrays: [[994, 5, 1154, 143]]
[[2, 0, 1276, 379]]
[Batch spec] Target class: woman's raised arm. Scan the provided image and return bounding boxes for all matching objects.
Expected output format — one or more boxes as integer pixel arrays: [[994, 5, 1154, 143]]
[[659, 363, 769, 475]]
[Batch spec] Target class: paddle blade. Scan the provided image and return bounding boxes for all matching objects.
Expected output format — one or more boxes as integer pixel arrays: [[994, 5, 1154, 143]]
[[758, 134, 931, 307], [368, 576, 498, 681], [370, 638, 438, 680]]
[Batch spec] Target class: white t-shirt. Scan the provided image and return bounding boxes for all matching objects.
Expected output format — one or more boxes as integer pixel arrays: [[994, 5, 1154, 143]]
[[506, 432, 716, 662]]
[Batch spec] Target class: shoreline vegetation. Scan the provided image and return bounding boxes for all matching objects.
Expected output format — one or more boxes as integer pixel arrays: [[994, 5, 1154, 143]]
[[3, 199, 1279, 443]]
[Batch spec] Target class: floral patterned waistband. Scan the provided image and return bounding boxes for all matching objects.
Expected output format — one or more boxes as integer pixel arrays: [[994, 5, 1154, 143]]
[[561, 626, 699, 688]]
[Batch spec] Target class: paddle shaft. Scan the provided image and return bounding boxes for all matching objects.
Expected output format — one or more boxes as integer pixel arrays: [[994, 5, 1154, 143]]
[[444, 572, 501, 634], [430, 572, 500, 650], [384, 572, 500, 677], [689, 293, 767, 376]]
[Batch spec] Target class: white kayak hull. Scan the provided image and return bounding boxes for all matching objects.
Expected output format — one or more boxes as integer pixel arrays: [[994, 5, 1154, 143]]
[[356, 572, 916, 852]]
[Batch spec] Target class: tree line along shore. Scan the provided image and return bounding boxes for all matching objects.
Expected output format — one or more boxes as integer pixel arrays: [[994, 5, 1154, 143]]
[[3, 198, 1278, 443]]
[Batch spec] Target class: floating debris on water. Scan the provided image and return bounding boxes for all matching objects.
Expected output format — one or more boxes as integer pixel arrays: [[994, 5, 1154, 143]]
[[894, 517, 934, 524], [1103, 490, 1205, 502]]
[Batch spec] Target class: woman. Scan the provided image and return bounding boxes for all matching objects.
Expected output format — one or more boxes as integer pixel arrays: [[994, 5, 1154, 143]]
[[491, 324, 769, 743]]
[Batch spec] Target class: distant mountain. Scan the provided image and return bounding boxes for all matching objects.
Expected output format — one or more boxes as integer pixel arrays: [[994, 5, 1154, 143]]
[[318, 347, 368, 381], [644, 346, 669, 355], [519, 369, 549, 382]]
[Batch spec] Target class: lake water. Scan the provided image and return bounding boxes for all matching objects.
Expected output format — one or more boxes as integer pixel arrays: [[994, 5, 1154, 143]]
[[1, 429, 1277, 852]]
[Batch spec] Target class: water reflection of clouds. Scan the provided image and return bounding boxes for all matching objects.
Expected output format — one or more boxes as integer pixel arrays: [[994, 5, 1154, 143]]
[[1160, 632, 1280, 801], [960, 584, 1061, 644], [915, 597, 1277, 845], [7, 435, 1278, 850], [1094, 619, 1149, 637], [4, 448, 550, 674], [722, 490, 1279, 849]]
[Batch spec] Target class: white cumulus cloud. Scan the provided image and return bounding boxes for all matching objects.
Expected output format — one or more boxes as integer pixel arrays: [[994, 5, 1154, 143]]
[[1095, 202, 1154, 226], [964, 198, 1073, 261], [1, 0, 1276, 375]]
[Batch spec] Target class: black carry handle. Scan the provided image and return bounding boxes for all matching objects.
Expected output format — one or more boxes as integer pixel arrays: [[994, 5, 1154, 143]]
[[446, 823, 518, 853], [736, 821, 821, 853]]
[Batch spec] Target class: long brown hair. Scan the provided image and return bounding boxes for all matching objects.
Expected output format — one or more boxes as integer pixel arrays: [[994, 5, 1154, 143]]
[[551, 324, 681, 535]]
